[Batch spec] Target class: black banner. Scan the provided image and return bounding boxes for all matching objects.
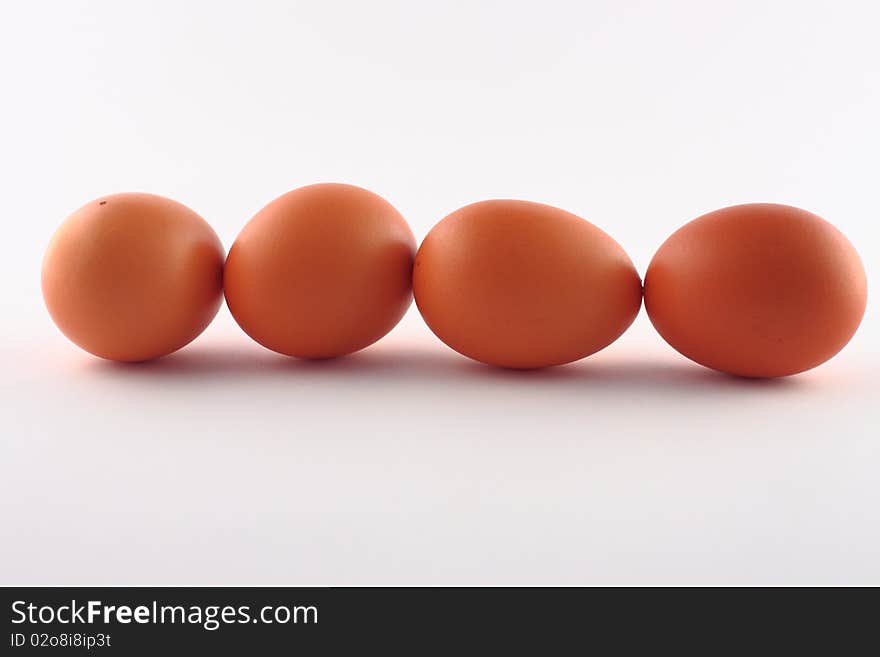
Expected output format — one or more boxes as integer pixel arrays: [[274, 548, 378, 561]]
[[0, 586, 870, 653]]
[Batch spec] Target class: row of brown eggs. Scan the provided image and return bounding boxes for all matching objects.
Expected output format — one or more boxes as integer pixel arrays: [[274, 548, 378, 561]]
[[42, 184, 867, 378]]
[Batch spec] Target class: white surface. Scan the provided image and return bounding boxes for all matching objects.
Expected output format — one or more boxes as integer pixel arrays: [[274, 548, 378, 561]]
[[1, 0, 878, 585]]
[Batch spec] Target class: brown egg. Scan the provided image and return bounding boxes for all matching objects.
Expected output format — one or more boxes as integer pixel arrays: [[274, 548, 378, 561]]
[[42, 193, 225, 362], [224, 183, 416, 358], [414, 200, 642, 369], [644, 203, 867, 378]]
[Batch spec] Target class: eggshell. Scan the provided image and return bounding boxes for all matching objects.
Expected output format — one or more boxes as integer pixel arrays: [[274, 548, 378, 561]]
[[644, 203, 867, 378], [224, 183, 416, 358], [413, 200, 642, 369], [42, 193, 225, 361]]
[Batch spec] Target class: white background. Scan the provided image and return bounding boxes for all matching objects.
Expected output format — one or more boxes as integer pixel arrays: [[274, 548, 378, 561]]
[[1, 0, 878, 585]]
